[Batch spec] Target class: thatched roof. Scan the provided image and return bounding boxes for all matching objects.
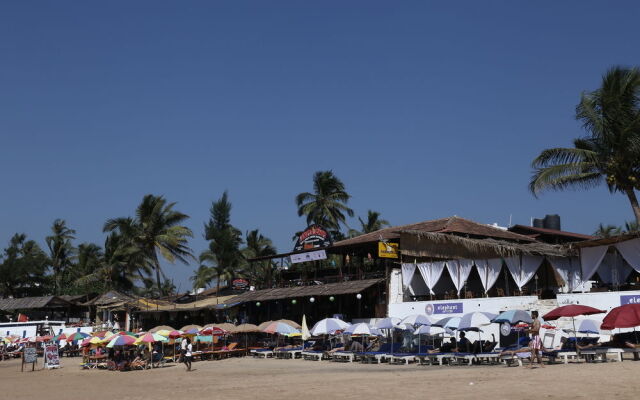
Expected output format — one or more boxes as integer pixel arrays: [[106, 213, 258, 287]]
[[569, 232, 640, 248], [400, 231, 571, 259], [0, 296, 73, 311], [223, 278, 383, 303], [83, 291, 136, 306], [332, 216, 535, 249]]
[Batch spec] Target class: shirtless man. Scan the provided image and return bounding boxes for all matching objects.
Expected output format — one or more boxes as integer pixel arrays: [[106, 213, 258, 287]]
[[528, 311, 544, 368]]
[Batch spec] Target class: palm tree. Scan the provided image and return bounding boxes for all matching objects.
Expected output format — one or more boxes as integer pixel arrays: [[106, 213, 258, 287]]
[[104, 194, 194, 296], [593, 223, 622, 238], [190, 264, 215, 291], [624, 221, 639, 233], [46, 219, 76, 294], [530, 67, 640, 223], [348, 210, 390, 237], [203, 192, 245, 299], [242, 229, 277, 288], [296, 170, 354, 232]]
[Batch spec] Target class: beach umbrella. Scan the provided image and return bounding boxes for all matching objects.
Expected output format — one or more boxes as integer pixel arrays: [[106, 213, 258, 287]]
[[66, 332, 90, 342], [432, 317, 461, 330], [575, 319, 600, 335], [88, 336, 104, 345], [199, 327, 227, 336], [180, 324, 203, 332], [263, 322, 301, 335], [52, 333, 66, 342], [234, 324, 261, 333], [414, 325, 446, 336], [344, 323, 381, 336], [91, 331, 110, 338], [374, 317, 401, 330], [149, 325, 175, 333], [257, 321, 276, 331], [544, 304, 606, 341], [155, 329, 172, 337], [106, 334, 137, 348], [601, 304, 640, 330], [492, 310, 533, 325], [310, 318, 349, 336], [136, 332, 167, 344], [204, 323, 236, 332], [400, 314, 432, 326], [301, 316, 311, 350], [116, 331, 137, 336], [457, 312, 497, 332], [277, 319, 302, 329]]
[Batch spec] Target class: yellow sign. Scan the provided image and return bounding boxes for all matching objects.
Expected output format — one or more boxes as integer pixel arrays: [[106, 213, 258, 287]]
[[378, 242, 399, 258]]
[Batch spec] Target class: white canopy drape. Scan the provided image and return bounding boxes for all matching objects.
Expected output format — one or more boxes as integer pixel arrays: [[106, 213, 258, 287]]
[[548, 256, 582, 292], [504, 255, 543, 290], [446, 259, 474, 295], [417, 262, 446, 295], [615, 238, 640, 273], [401, 263, 417, 288], [474, 259, 502, 294], [580, 245, 609, 281], [597, 253, 632, 285]]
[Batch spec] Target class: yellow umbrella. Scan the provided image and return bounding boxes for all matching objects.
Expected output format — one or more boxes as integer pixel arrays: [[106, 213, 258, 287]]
[[155, 329, 172, 337], [89, 336, 103, 345]]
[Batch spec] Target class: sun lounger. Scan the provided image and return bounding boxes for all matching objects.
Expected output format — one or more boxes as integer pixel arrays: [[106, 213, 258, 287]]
[[474, 352, 501, 365], [389, 353, 417, 365], [358, 343, 402, 364], [452, 352, 476, 366], [332, 351, 356, 362], [251, 349, 274, 358], [301, 350, 324, 361]]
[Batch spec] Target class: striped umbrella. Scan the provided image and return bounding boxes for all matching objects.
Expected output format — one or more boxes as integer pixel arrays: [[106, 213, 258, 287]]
[[67, 332, 90, 342], [199, 327, 227, 336], [106, 334, 137, 348], [52, 333, 67, 342], [135, 332, 167, 344], [263, 322, 301, 335]]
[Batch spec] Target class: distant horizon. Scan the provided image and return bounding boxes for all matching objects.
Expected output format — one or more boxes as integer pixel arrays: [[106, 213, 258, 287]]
[[2, 1, 639, 291]]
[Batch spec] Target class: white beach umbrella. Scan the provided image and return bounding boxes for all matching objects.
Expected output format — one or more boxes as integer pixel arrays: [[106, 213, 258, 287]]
[[432, 316, 461, 330], [344, 323, 381, 336], [310, 318, 349, 336], [413, 325, 446, 336], [457, 312, 497, 332], [374, 317, 401, 330], [400, 314, 432, 326]]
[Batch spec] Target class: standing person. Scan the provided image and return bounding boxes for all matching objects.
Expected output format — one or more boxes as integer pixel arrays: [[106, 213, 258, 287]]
[[180, 336, 187, 362], [528, 311, 544, 368], [183, 338, 192, 371]]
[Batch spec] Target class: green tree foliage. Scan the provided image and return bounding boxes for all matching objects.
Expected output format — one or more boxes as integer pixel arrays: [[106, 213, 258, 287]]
[[593, 223, 622, 238], [45, 219, 77, 295], [203, 191, 244, 297], [530, 67, 640, 223], [348, 210, 390, 237], [296, 170, 354, 234], [0, 234, 49, 298], [104, 194, 193, 296], [242, 229, 278, 288]]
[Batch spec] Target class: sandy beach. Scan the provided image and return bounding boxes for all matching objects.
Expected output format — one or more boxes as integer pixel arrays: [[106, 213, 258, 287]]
[[1, 356, 638, 400]]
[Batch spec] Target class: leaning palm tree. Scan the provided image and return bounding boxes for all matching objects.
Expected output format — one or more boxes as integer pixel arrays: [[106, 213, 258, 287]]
[[296, 170, 354, 231], [530, 67, 640, 223], [104, 194, 193, 296], [190, 264, 215, 291], [349, 210, 390, 237], [46, 219, 77, 294]]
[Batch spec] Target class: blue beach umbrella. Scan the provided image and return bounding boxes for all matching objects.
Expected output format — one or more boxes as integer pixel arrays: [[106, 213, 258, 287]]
[[491, 310, 533, 325], [432, 317, 461, 330]]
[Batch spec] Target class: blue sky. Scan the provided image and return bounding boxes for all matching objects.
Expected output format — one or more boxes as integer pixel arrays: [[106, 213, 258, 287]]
[[1, 1, 639, 292]]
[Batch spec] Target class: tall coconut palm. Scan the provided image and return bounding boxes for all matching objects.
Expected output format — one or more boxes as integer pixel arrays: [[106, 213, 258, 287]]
[[243, 229, 277, 288], [104, 194, 193, 296], [530, 67, 640, 223], [203, 192, 244, 299], [348, 210, 390, 237], [46, 219, 77, 294], [296, 170, 354, 232], [190, 264, 215, 291]]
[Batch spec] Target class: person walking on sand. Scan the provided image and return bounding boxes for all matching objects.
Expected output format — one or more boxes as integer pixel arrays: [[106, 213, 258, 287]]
[[184, 337, 193, 371], [528, 311, 544, 368]]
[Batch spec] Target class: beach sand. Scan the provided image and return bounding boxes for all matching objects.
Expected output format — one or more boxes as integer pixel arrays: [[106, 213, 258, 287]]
[[1, 356, 637, 400]]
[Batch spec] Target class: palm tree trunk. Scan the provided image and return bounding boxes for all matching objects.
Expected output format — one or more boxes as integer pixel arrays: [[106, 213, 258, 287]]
[[154, 256, 163, 297], [625, 189, 640, 225], [216, 275, 221, 304]]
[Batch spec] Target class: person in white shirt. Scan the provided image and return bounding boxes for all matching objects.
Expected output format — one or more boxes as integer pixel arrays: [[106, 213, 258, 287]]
[[183, 338, 192, 371]]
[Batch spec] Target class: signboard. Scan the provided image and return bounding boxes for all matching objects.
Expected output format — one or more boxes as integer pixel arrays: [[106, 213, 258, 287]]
[[290, 250, 327, 264], [44, 344, 60, 369], [293, 225, 332, 252], [378, 242, 399, 259], [620, 294, 640, 305], [22, 347, 37, 372], [232, 279, 249, 290], [425, 302, 463, 315]]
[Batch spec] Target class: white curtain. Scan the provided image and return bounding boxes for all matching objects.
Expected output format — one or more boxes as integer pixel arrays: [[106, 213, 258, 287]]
[[504, 255, 543, 290], [548, 256, 582, 292], [580, 245, 608, 281], [597, 253, 632, 285], [615, 238, 640, 273], [475, 259, 502, 294], [446, 259, 474, 295], [417, 261, 446, 295], [401, 263, 417, 288]]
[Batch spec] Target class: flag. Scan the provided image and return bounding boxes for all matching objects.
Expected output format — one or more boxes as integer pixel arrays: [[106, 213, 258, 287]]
[[301, 315, 311, 341]]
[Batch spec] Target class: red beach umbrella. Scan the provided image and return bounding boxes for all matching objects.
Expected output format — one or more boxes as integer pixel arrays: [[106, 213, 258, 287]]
[[199, 327, 227, 336], [601, 304, 640, 330], [543, 305, 606, 321]]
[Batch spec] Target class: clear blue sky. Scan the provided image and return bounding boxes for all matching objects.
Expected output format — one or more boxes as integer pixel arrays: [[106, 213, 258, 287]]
[[1, 1, 639, 292]]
